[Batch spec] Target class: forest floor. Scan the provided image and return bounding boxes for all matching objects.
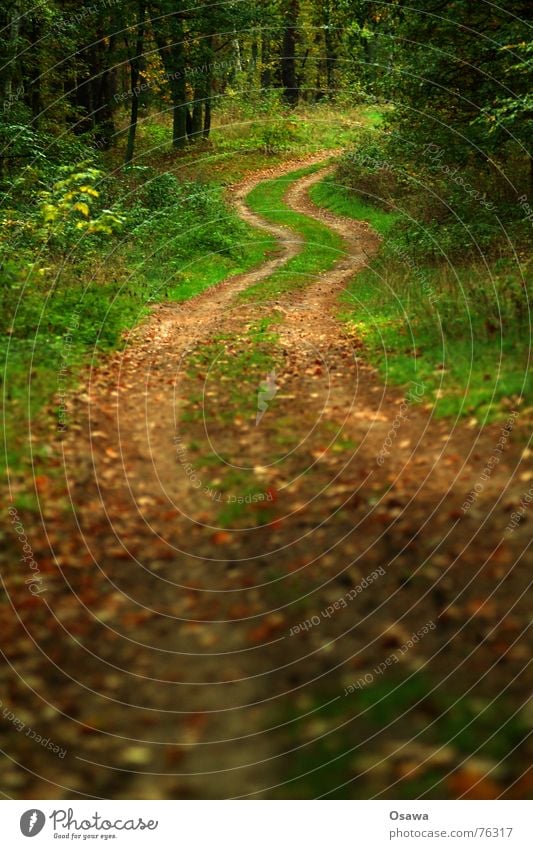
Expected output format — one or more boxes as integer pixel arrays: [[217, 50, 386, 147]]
[[1, 155, 531, 800]]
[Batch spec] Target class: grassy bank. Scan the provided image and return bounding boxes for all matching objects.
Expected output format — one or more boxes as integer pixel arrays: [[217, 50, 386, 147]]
[[275, 670, 529, 799], [1, 177, 275, 484], [310, 174, 531, 422]]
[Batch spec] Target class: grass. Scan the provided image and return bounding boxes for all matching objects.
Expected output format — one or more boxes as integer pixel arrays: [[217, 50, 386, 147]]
[[125, 103, 378, 181], [241, 163, 344, 302], [311, 174, 531, 421], [3, 104, 384, 482], [126, 217, 276, 305], [275, 671, 529, 799], [2, 264, 142, 481], [310, 174, 400, 236]]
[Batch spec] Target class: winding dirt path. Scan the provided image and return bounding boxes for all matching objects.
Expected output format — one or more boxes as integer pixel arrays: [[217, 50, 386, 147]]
[[1, 156, 531, 801]]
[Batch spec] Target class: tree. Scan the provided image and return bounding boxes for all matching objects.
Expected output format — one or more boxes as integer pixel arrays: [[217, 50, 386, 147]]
[[281, 0, 300, 104], [124, 1, 146, 164], [383, 0, 532, 180]]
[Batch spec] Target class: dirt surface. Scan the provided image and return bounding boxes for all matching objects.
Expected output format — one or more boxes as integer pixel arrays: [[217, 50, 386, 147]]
[[1, 156, 531, 800]]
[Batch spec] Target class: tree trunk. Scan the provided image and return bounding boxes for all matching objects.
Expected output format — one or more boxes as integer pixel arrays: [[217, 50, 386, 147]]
[[124, 1, 145, 165], [322, 4, 336, 97], [0, 6, 21, 105], [93, 35, 118, 149], [154, 30, 187, 150], [29, 18, 41, 125], [232, 29, 242, 74], [248, 38, 258, 92], [202, 36, 214, 140], [203, 96, 211, 139], [171, 79, 188, 149], [260, 31, 271, 91], [190, 85, 203, 139], [362, 33, 377, 83], [281, 0, 299, 105]]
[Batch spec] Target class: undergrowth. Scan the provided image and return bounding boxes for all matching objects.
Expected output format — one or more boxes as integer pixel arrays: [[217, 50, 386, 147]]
[[311, 172, 532, 422]]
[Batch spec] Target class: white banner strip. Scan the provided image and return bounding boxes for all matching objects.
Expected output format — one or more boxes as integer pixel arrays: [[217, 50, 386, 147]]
[[2, 800, 531, 848]]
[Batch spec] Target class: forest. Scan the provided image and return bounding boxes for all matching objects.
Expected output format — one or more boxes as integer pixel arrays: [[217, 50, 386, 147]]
[[0, 0, 531, 805]]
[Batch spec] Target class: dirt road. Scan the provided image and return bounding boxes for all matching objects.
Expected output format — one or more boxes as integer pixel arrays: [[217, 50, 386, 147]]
[[1, 157, 531, 800]]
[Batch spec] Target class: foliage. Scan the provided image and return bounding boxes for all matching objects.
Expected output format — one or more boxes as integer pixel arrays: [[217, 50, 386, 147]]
[[37, 164, 124, 252], [335, 118, 530, 262], [128, 175, 251, 267], [379, 0, 531, 192]]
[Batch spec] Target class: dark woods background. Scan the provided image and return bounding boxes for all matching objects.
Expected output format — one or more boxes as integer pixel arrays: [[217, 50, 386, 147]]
[[1, 1, 530, 163]]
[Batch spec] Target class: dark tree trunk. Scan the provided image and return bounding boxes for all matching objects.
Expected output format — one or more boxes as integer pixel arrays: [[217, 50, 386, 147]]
[[125, 1, 145, 165], [97, 76, 117, 145], [154, 30, 187, 150], [190, 86, 203, 138], [0, 7, 21, 105], [171, 78, 188, 149], [281, 0, 299, 105], [260, 31, 271, 90], [28, 18, 41, 125], [201, 36, 214, 139], [73, 67, 94, 135], [323, 16, 336, 95], [94, 35, 117, 149], [248, 38, 258, 91], [362, 33, 377, 83], [203, 97, 211, 138]]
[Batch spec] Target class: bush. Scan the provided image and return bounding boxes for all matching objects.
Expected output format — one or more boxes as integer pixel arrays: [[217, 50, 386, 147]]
[[260, 120, 298, 155], [338, 126, 529, 263], [129, 177, 247, 260], [139, 171, 181, 209], [336, 128, 405, 208]]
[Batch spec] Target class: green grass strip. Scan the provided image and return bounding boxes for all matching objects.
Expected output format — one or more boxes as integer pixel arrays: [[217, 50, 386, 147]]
[[310, 173, 400, 236], [240, 163, 345, 303]]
